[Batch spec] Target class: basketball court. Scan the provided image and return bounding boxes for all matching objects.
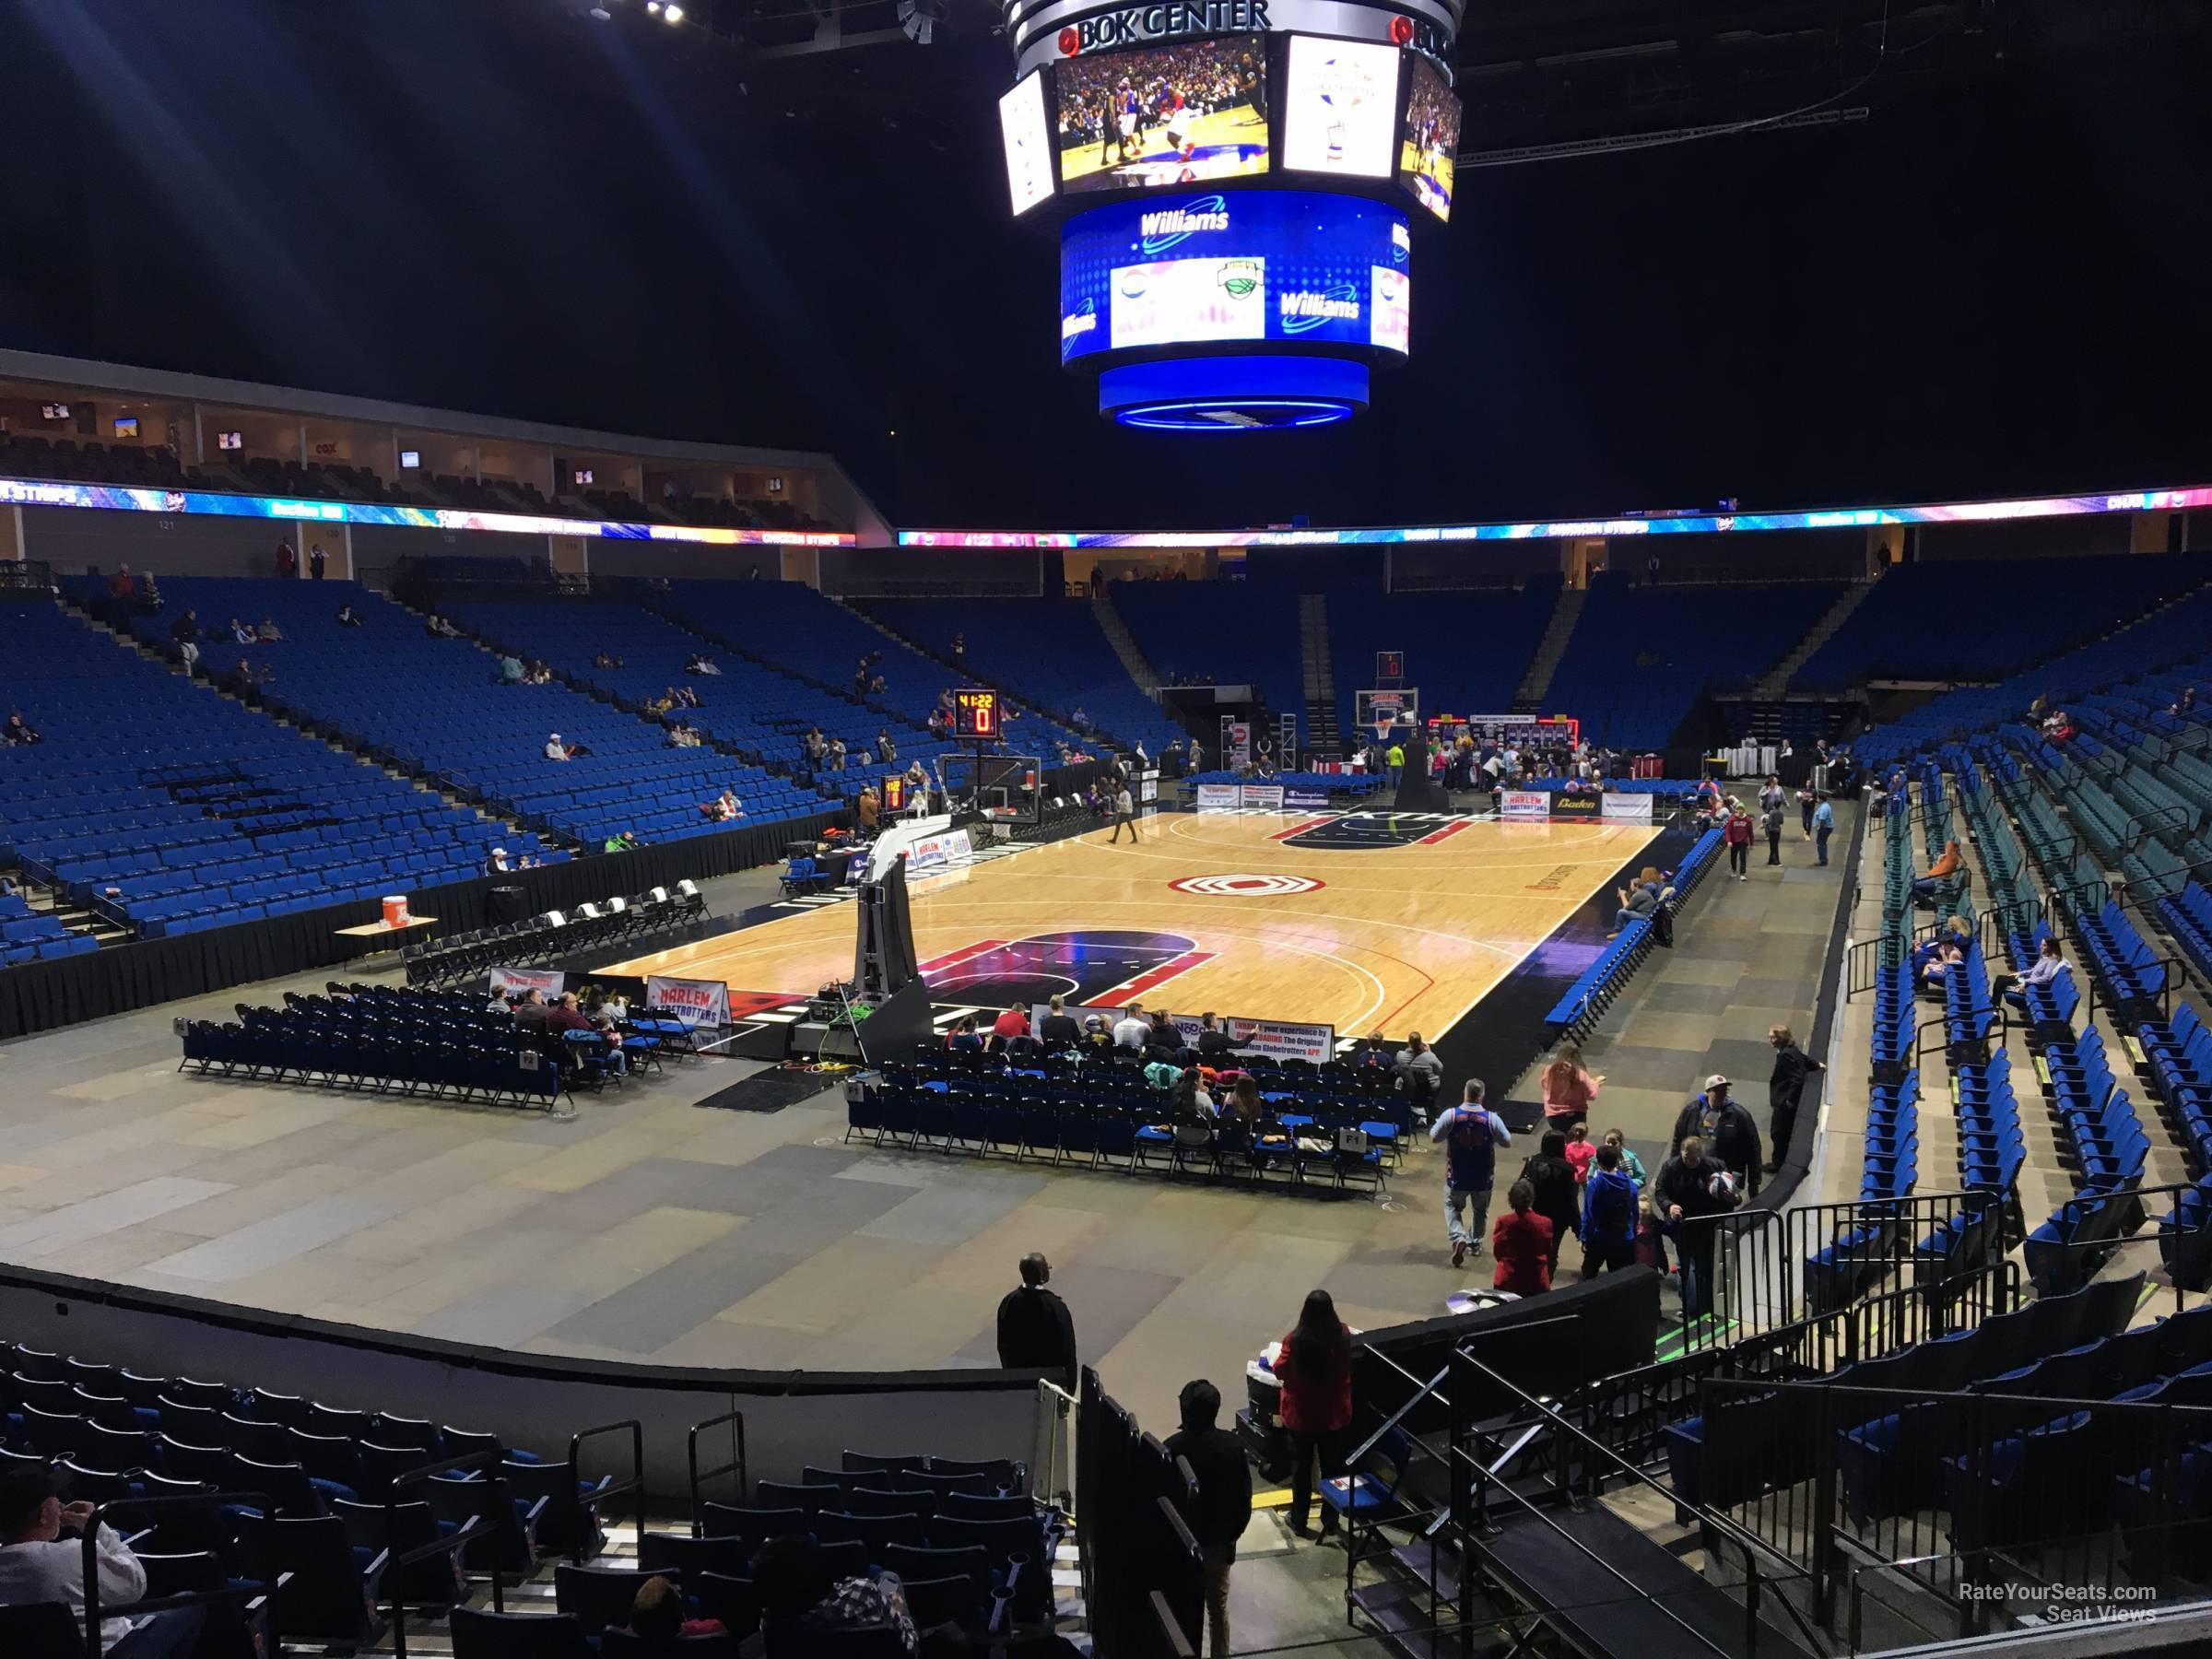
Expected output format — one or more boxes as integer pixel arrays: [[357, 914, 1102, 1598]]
[[601, 808, 1664, 1041]]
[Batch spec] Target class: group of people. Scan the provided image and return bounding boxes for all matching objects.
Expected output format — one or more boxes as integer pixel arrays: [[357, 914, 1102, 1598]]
[[495, 984, 635, 1077], [270, 537, 330, 580], [700, 788, 744, 823], [1692, 774, 1838, 872], [498, 653, 556, 686], [853, 650, 888, 698]]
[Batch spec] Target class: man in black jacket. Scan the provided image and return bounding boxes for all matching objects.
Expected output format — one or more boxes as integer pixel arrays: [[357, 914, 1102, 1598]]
[[1668, 1075, 1764, 1196], [1037, 994, 1083, 1050], [1653, 1135, 1739, 1321], [995, 1253, 1078, 1396], [1194, 1012, 1239, 1063], [1764, 1026, 1823, 1173], [1164, 1379, 1252, 1657]]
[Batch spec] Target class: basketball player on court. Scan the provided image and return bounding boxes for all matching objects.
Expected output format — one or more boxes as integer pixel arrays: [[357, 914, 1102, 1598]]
[[1108, 779, 1140, 843]]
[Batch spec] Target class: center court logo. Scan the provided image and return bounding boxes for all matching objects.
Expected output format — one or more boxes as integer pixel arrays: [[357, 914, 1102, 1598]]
[[1169, 873, 1324, 897], [1138, 195, 1230, 253], [1280, 285, 1359, 332]]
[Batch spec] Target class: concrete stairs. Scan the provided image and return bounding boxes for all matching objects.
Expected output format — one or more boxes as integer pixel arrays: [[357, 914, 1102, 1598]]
[[1091, 591, 1165, 700], [1512, 583, 1585, 711], [1299, 594, 1339, 753], [1755, 579, 1877, 697]]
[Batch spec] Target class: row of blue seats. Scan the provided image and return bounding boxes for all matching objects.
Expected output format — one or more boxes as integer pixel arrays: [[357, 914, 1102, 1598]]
[[2023, 1022, 2148, 1293], [1545, 826, 1722, 1036]]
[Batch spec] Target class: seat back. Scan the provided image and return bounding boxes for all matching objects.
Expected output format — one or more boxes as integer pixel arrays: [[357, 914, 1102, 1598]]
[[556, 1565, 675, 1638], [449, 1607, 593, 1659]]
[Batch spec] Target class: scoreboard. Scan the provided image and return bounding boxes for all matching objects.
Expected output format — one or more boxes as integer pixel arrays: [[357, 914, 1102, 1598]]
[[953, 688, 1001, 739]]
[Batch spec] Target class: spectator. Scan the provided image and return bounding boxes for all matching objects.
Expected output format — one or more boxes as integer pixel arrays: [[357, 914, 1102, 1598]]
[[1071, 705, 1091, 732], [1609, 866, 1665, 938], [830, 736, 847, 771], [229, 616, 253, 644], [1539, 1041, 1602, 1135], [626, 1574, 724, 1641], [1912, 840, 1965, 904], [548, 992, 627, 1077], [1277, 1288, 1354, 1541], [1601, 1126, 1648, 1185], [857, 786, 880, 832], [512, 988, 549, 1030], [1107, 778, 1139, 843], [169, 607, 201, 646], [1724, 801, 1754, 880], [3, 711, 39, 746], [1490, 1180, 1553, 1296], [1164, 1379, 1251, 1658], [946, 1013, 982, 1053], [334, 603, 362, 628], [0, 1465, 202, 1659], [995, 1252, 1078, 1396], [545, 733, 573, 761], [275, 539, 297, 579], [1429, 1078, 1510, 1267], [990, 1002, 1030, 1047], [1385, 739, 1405, 787], [1668, 1075, 1763, 1195], [1764, 1025, 1823, 1172], [1580, 1143, 1642, 1277], [1395, 1032, 1442, 1112], [309, 542, 328, 579], [1519, 1129, 1580, 1277], [1653, 1135, 1739, 1320], [950, 631, 966, 671], [1994, 935, 2069, 1012], [486, 846, 512, 875], [498, 653, 524, 684], [1039, 994, 1082, 1049], [877, 728, 897, 764], [1761, 793, 1786, 865], [1560, 1119, 1595, 1183], [1193, 1011, 1237, 1062], [740, 1534, 917, 1659], [1813, 793, 1836, 865], [1112, 1004, 1152, 1050], [603, 829, 642, 853], [1798, 781, 1818, 838], [255, 614, 282, 641]]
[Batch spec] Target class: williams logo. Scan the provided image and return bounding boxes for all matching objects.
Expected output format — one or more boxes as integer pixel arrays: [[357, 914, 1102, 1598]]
[[1138, 195, 1230, 253], [1279, 286, 1359, 332], [1218, 260, 1260, 299], [1060, 302, 1098, 359]]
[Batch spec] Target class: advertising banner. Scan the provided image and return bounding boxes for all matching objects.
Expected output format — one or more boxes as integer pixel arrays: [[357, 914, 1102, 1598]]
[[1285, 787, 1332, 809], [905, 828, 973, 874], [1549, 793, 1602, 817], [1500, 790, 1550, 821], [1241, 784, 1286, 812], [1138, 767, 1160, 806], [489, 966, 564, 998], [646, 974, 732, 1028], [1602, 792, 1656, 822], [1195, 783, 1243, 811], [1227, 722, 1253, 768]]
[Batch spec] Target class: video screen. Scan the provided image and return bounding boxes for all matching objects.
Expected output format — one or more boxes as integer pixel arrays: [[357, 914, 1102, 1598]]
[[999, 70, 1056, 216], [1398, 56, 1462, 220], [217, 429, 243, 451], [1061, 190, 1411, 362], [1280, 35, 1402, 180], [1054, 37, 1269, 196], [112, 417, 140, 439]]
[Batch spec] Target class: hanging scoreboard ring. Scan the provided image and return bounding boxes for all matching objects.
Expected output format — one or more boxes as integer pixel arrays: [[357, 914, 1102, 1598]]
[[954, 688, 1002, 739]]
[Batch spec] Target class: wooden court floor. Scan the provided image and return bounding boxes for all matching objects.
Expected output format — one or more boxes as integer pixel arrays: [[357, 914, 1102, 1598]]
[[605, 812, 1662, 1040]]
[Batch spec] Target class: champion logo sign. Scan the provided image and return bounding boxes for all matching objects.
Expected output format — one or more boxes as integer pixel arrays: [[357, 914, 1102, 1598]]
[[1169, 873, 1324, 897]]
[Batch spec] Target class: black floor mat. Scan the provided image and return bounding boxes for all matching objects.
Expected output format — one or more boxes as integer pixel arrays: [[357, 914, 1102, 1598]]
[[699, 1067, 846, 1113]]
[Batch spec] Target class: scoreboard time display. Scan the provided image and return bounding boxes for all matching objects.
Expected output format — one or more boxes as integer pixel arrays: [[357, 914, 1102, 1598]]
[[953, 688, 1001, 738]]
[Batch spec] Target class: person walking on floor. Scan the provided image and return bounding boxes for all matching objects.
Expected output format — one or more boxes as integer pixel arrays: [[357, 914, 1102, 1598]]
[[1653, 1135, 1740, 1322], [1165, 1379, 1252, 1656], [1539, 1042, 1603, 1136], [1724, 801, 1754, 879], [1107, 780, 1140, 843], [995, 1253, 1078, 1397], [1430, 1078, 1511, 1268], [1519, 1130, 1581, 1278], [1813, 793, 1836, 865], [1762, 794, 1786, 865], [1764, 1025, 1823, 1173], [1669, 1075, 1765, 1198], [1277, 1288, 1354, 1542], [1799, 782, 1818, 839], [1580, 1142, 1642, 1277]]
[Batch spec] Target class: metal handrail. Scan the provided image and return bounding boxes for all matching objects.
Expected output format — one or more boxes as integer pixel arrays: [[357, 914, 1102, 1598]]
[[384, 1446, 508, 1659], [687, 1409, 747, 1533], [80, 1492, 280, 1659], [571, 1419, 646, 1561]]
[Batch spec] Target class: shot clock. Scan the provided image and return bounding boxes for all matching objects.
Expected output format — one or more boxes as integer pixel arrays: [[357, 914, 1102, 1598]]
[[953, 688, 1001, 739]]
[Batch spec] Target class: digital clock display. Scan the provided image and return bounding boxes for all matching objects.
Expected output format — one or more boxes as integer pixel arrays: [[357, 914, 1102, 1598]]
[[954, 688, 1000, 738]]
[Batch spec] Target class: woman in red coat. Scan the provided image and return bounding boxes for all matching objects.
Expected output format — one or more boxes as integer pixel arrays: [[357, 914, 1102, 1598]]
[[1491, 1179, 1555, 1296], [1277, 1288, 1354, 1539]]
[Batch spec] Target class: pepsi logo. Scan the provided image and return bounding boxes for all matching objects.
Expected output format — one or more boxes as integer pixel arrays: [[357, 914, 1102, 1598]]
[[1058, 26, 1081, 54], [1170, 873, 1324, 897]]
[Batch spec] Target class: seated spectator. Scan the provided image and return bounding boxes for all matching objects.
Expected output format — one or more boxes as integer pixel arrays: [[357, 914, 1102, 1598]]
[[0, 1466, 202, 1659], [1994, 935, 2069, 1009], [512, 988, 550, 1030], [741, 1534, 917, 1659], [603, 829, 642, 853], [1072, 705, 1091, 731], [105, 563, 135, 601], [869, 673, 887, 695], [988, 1002, 1030, 1051], [136, 571, 162, 609], [545, 733, 572, 761], [1919, 940, 1964, 990], [229, 617, 254, 644], [666, 723, 701, 747], [1609, 866, 1665, 938], [876, 729, 896, 763], [626, 1574, 724, 1643], [547, 991, 629, 1076], [686, 653, 719, 676], [1912, 840, 1965, 902], [486, 846, 512, 874], [335, 603, 363, 627], [498, 653, 524, 684], [3, 711, 39, 746], [1112, 1004, 1152, 1051], [524, 660, 553, 685], [1491, 1179, 1553, 1296], [946, 1013, 982, 1053], [255, 614, 282, 641]]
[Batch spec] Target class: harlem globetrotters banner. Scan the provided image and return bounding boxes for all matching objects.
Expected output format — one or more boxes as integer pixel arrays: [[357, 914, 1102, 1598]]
[[646, 974, 732, 1028]]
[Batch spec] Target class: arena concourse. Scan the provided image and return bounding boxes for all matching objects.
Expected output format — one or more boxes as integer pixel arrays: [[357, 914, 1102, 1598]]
[[3, 4, 2212, 1658]]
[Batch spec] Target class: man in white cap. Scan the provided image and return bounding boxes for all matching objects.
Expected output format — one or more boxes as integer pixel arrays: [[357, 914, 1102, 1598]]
[[487, 846, 511, 875], [1668, 1074, 1764, 1196], [545, 733, 571, 761]]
